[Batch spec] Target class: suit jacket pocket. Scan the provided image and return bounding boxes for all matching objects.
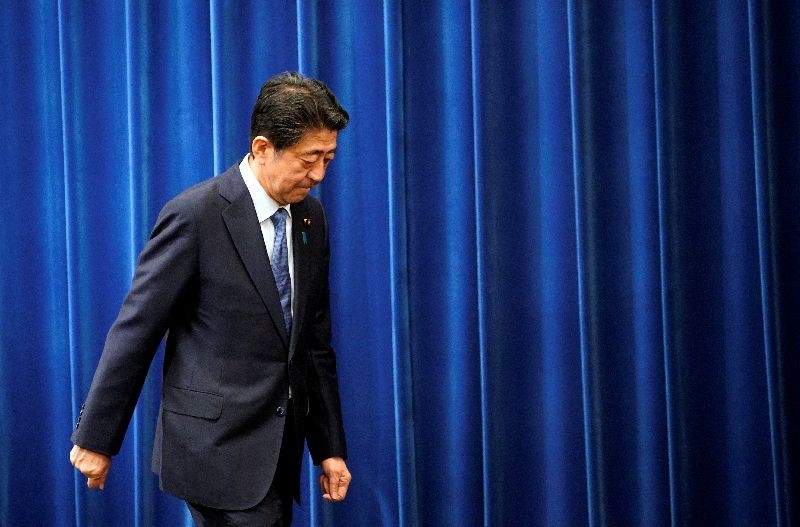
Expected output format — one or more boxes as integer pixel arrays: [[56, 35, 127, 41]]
[[163, 385, 223, 420]]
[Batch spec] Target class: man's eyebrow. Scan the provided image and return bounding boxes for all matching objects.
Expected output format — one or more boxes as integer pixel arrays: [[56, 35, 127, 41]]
[[302, 147, 337, 156]]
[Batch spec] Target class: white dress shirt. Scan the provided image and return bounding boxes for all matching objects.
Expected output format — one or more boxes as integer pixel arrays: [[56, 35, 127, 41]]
[[238, 155, 295, 317]]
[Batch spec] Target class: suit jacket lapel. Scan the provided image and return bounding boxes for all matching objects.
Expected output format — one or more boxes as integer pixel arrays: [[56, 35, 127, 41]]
[[288, 200, 309, 360], [218, 167, 290, 349]]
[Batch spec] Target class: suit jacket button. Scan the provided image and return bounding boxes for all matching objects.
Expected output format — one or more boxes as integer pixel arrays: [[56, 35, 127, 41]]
[[275, 406, 286, 417]]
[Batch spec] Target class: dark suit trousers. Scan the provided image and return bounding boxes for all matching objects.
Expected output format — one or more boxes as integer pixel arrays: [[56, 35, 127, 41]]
[[188, 402, 299, 527]]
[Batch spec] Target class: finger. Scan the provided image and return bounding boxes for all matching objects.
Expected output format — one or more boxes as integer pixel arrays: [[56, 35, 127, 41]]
[[320, 475, 336, 501], [330, 472, 343, 500], [333, 471, 350, 500], [319, 474, 329, 494], [77, 460, 111, 479], [321, 473, 338, 501], [87, 476, 103, 489], [321, 488, 342, 502], [81, 465, 103, 479], [336, 473, 351, 500]]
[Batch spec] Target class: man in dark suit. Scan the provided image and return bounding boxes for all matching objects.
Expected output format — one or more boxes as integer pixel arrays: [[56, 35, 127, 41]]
[[70, 72, 351, 526]]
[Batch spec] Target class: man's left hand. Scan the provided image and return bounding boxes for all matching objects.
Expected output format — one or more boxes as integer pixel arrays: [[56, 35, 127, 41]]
[[319, 457, 351, 502]]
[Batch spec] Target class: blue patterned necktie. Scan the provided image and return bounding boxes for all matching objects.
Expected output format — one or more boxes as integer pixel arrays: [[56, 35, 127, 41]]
[[270, 208, 292, 335]]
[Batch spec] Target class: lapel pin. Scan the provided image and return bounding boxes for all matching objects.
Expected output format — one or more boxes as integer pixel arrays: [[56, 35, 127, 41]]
[[303, 218, 312, 226]]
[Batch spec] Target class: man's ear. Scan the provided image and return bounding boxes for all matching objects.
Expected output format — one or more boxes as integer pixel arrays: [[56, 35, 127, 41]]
[[250, 136, 275, 161]]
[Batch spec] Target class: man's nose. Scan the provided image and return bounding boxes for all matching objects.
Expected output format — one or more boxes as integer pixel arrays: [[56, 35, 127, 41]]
[[308, 160, 326, 182]]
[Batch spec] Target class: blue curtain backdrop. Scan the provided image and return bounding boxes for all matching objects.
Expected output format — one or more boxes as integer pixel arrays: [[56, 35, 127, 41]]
[[1, 1, 798, 525]]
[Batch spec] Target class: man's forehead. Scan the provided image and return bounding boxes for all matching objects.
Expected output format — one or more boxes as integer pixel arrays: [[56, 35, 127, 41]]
[[296, 129, 338, 153]]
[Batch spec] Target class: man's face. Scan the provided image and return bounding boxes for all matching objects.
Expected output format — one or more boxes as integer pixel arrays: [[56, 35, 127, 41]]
[[256, 128, 338, 205]]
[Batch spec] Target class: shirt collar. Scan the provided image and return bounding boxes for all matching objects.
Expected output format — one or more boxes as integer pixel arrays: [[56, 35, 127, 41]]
[[239, 154, 291, 222]]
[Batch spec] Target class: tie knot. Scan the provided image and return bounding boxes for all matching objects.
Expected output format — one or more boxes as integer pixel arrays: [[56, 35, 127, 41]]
[[271, 207, 288, 227]]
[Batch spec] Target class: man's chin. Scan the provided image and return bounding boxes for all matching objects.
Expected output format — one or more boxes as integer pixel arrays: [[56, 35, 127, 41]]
[[289, 188, 312, 202]]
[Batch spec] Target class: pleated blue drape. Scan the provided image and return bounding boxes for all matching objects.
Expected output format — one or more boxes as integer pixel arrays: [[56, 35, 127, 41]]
[[1, 1, 797, 526]]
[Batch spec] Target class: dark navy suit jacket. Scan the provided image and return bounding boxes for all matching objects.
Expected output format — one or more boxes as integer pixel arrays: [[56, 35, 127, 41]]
[[71, 165, 347, 509]]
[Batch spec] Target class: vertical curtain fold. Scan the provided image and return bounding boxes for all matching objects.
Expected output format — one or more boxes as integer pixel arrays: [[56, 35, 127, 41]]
[[650, 0, 679, 523], [401, 1, 485, 524], [566, 1, 591, 525], [747, 1, 782, 517], [748, 1, 800, 525], [382, 0, 419, 525], [467, 1, 491, 525]]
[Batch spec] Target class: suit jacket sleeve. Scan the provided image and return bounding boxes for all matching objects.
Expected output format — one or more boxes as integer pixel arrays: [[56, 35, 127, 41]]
[[71, 196, 197, 455], [304, 207, 348, 465]]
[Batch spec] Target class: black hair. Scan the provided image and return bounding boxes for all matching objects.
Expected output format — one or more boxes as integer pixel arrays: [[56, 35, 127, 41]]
[[250, 72, 349, 152]]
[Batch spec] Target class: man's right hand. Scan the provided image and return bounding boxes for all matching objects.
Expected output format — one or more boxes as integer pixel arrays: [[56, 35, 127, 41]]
[[70, 445, 112, 489]]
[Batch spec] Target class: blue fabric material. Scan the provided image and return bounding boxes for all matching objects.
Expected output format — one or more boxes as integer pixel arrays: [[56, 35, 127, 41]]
[[1, 1, 798, 526], [271, 208, 293, 336]]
